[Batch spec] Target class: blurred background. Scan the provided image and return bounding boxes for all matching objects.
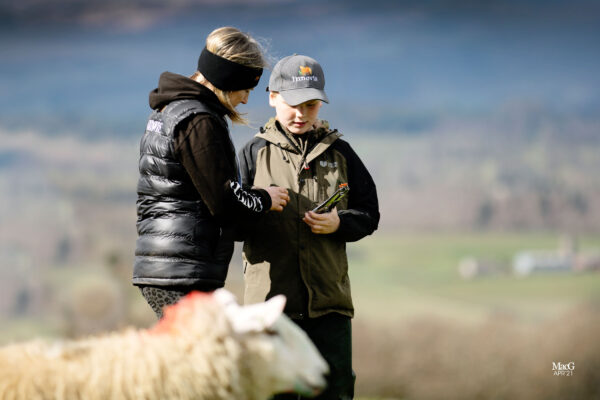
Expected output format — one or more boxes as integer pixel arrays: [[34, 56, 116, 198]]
[[1, 0, 599, 398]]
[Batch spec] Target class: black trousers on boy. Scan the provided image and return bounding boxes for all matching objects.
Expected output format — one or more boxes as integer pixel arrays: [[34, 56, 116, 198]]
[[272, 313, 355, 400]]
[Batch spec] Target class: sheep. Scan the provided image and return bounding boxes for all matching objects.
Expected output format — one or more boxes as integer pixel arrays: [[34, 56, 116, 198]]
[[0, 289, 329, 400]]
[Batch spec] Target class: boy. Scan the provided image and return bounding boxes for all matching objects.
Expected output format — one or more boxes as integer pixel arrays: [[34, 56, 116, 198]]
[[238, 55, 379, 399]]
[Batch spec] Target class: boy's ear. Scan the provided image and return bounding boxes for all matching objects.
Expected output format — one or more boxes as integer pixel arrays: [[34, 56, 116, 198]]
[[269, 92, 278, 107]]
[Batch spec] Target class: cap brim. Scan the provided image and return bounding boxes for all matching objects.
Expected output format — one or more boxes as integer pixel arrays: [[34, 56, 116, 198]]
[[279, 88, 329, 106]]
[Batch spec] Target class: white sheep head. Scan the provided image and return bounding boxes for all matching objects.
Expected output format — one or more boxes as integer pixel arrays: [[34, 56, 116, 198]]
[[213, 288, 330, 397], [151, 289, 330, 399]]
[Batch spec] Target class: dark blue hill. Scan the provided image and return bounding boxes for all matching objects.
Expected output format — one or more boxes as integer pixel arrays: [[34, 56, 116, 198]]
[[0, 0, 598, 138]]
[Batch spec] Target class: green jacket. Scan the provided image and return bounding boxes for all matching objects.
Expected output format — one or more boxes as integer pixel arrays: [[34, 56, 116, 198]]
[[238, 118, 379, 319]]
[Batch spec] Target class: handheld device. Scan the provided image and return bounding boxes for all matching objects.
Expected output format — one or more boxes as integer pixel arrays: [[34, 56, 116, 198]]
[[312, 183, 349, 213]]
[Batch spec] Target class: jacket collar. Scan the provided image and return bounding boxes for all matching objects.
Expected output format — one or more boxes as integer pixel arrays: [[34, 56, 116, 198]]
[[257, 118, 341, 159]]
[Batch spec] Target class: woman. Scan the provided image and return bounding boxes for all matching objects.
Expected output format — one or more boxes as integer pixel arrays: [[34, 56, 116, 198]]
[[133, 27, 289, 318]]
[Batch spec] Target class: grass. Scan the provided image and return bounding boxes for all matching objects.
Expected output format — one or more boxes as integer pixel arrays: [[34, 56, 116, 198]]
[[342, 232, 600, 399], [347, 231, 600, 323], [3, 230, 598, 399]]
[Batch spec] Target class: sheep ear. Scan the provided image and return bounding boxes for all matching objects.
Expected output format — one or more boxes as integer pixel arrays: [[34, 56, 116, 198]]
[[262, 294, 286, 327], [213, 288, 238, 308], [225, 294, 287, 334]]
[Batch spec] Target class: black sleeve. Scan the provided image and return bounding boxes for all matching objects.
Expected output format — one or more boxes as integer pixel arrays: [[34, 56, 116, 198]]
[[233, 136, 271, 240], [172, 114, 271, 226], [238, 136, 268, 186], [331, 140, 380, 242]]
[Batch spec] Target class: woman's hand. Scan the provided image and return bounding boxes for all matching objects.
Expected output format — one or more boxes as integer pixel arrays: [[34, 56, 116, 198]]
[[303, 207, 340, 234], [264, 186, 290, 212]]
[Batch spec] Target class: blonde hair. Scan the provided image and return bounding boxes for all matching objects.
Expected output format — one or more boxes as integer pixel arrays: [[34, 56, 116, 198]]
[[195, 27, 268, 125]]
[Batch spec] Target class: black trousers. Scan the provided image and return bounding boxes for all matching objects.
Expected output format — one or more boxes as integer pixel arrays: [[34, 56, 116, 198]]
[[272, 313, 355, 400]]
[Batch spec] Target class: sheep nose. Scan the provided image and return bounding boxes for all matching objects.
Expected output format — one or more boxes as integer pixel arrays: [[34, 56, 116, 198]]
[[305, 364, 329, 394]]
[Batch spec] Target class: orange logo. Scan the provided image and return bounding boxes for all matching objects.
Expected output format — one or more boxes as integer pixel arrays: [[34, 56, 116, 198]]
[[298, 66, 312, 76]]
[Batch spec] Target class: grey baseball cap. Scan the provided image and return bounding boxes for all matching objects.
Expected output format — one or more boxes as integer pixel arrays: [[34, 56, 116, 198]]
[[267, 55, 329, 106]]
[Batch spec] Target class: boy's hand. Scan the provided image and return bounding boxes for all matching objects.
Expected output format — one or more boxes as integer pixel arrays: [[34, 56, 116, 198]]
[[264, 186, 289, 212], [303, 207, 340, 234]]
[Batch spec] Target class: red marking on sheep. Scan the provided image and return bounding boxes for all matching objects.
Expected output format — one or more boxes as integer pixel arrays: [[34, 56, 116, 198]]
[[148, 291, 213, 335]]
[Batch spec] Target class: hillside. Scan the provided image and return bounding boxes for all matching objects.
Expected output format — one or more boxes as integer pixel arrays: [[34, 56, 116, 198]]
[[1, 113, 599, 302]]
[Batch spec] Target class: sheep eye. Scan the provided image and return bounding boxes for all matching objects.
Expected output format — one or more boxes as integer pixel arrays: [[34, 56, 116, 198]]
[[264, 327, 279, 336]]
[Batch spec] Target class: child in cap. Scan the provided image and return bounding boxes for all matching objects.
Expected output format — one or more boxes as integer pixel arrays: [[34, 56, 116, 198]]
[[238, 54, 380, 399]]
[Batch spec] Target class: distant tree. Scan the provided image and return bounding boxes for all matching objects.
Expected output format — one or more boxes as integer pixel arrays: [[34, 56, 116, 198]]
[[54, 236, 71, 265], [570, 192, 588, 215], [476, 200, 494, 229], [538, 194, 551, 218]]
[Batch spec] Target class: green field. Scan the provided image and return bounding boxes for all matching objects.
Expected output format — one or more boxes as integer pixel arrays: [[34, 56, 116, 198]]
[[2, 231, 598, 399], [4, 231, 599, 338], [343, 232, 600, 399], [347, 232, 600, 324]]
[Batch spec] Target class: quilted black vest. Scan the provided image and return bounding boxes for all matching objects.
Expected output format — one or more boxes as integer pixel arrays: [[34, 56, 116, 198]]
[[133, 99, 232, 289]]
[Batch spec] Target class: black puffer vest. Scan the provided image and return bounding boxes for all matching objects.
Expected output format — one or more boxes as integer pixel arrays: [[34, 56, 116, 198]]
[[133, 99, 232, 289]]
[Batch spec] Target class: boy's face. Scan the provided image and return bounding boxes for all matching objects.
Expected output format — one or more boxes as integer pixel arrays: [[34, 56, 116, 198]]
[[269, 93, 322, 135]]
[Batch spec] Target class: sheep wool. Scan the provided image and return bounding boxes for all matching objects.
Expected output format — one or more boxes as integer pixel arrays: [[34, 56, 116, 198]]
[[0, 290, 329, 400]]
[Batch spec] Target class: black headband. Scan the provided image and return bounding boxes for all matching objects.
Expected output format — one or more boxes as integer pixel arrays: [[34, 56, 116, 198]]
[[197, 47, 263, 91]]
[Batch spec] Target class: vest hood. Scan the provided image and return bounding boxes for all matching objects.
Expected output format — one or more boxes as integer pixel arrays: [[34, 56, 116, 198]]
[[149, 71, 229, 116]]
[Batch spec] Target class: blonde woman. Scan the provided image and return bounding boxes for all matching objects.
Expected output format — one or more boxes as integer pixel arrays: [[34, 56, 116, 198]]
[[134, 27, 289, 318]]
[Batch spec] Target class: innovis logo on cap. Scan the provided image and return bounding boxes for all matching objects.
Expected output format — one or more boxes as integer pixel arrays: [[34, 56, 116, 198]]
[[299, 66, 312, 76], [292, 66, 318, 82]]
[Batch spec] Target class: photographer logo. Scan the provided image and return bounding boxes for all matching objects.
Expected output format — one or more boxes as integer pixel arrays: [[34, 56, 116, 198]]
[[552, 361, 575, 376]]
